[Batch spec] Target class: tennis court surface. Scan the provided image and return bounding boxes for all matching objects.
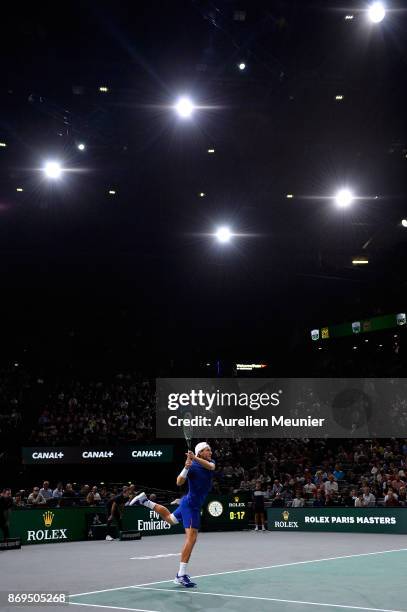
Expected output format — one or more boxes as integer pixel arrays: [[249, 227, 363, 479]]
[[2, 531, 406, 612]]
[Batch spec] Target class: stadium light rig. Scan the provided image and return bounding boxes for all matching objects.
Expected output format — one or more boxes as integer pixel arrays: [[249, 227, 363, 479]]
[[43, 161, 63, 179], [401, 219, 407, 228], [175, 96, 194, 118], [77, 143, 86, 151], [335, 189, 354, 208], [238, 62, 246, 71], [368, 2, 386, 23], [352, 258, 369, 265], [215, 226, 232, 243]]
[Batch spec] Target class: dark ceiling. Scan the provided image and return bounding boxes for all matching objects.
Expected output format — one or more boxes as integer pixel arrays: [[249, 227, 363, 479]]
[[0, 1, 406, 361]]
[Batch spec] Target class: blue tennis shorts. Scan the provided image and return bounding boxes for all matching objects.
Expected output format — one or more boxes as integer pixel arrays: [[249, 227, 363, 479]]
[[172, 497, 201, 529]]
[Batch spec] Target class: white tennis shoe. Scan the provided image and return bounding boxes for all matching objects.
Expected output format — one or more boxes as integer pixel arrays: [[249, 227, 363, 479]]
[[129, 491, 147, 507]]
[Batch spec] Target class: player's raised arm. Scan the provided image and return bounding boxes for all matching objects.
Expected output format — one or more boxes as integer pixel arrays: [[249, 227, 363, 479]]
[[176, 456, 193, 486]]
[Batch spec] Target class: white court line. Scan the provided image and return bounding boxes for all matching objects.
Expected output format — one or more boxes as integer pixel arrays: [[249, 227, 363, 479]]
[[69, 547, 407, 597], [133, 586, 405, 612], [130, 553, 179, 560], [70, 603, 159, 612]]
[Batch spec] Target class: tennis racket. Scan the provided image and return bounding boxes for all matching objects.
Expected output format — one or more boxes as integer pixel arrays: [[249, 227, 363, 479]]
[[182, 410, 193, 451]]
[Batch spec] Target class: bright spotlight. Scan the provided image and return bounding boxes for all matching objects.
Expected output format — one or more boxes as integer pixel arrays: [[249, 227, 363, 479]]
[[216, 226, 232, 243], [77, 143, 85, 151], [368, 2, 385, 23], [175, 97, 194, 118], [335, 189, 353, 208], [401, 219, 407, 228], [238, 62, 246, 71], [43, 161, 63, 179]]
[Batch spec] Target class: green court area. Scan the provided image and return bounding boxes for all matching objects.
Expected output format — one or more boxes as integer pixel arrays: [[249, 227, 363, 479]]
[[69, 548, 407, 612]]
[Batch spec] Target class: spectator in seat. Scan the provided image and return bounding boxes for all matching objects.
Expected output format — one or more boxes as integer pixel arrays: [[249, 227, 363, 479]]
[[333, 464, 345, 481], [91, 486, 101, 502], [271, 492, 285, 508], [362, 486, 376, 507], [80, 484, 90, 498], [39, 481, 53, 501], [313, 491, 325, 507], [53, 482, 64, 499], [62, 483, 77, 507], [99, 486, 108, 501], [391, 474, 405, 492], [384, 489, 400, 507], [27, 487, 46, 506], [303, 478, 317, 497], [292, 493, 305, 508], [324, 474, 338, 496], [354, 493, 364, 507], [239, 474, 251, 492], [13, 492, 25, 507], [342, 489, 354, 507], [271, 479, 283, 496]]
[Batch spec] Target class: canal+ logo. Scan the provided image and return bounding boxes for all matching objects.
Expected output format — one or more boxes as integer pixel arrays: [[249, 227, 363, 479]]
[[26, 510, 68, 542]]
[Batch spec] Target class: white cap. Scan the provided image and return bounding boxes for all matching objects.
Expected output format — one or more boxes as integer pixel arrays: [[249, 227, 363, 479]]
[[195, 442, 210, 456]]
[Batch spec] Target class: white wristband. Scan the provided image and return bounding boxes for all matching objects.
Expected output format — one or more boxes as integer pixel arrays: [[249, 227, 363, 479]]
[[179, 468, 189, 479]]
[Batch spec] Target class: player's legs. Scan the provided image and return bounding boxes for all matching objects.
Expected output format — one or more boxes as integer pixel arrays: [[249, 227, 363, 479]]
[[180, 526, 198, 562], [174, 505, 200, 587], [129, 492, 178, 526], [152, 503, 177, 525]]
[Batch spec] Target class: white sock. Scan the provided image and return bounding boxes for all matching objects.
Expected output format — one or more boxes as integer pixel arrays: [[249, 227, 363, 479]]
[[179, 562, 188, 576], [143, 499, 156, 510], [262, 525, 266, 530]]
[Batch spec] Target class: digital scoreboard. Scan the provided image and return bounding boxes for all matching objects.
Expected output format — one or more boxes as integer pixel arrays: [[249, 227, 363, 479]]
[[201, 494, 250, 531]]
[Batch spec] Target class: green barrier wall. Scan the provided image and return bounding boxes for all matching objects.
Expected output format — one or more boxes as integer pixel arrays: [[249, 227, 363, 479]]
[[8, 494, 250, 545], [9, 506, 184, 545], [267, 507, 407, 534]]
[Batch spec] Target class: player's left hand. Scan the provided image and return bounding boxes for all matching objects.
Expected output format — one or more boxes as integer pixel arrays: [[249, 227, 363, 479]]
[[186, 450, 195, 461]]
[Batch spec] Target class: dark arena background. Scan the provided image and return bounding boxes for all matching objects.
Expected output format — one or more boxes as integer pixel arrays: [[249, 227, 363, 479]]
[[1, 2, 407, 611]]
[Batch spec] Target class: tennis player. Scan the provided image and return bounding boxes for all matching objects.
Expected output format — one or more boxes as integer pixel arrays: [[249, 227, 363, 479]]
[[130, 442, 215, 587]]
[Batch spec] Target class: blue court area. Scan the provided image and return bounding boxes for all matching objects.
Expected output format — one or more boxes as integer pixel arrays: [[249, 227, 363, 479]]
[[69, 548, 407, 612]]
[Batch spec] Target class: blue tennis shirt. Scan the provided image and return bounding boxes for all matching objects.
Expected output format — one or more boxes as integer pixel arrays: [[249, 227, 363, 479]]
[[185, 459, 215, 509]]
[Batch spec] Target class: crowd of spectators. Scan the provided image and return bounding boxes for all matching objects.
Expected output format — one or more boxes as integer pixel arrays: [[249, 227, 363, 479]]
[[4, 438, 406, 510], [0, 368, 154, 446], [7, 481, 139, 509], [30, 375, 154, 445], [1, 366, 407, 510], [213, 438, 407, 508]]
